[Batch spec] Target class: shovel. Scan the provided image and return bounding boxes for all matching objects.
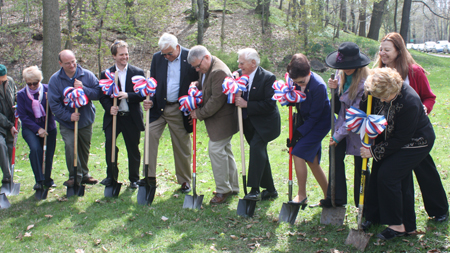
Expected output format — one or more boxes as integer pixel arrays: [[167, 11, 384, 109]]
[[35, 97, 50, 200], [279, 106, 302, 225], [183, 119, 204, 209], [67, 108, 85, 197], [0, 193, 10, 209], [1, 109, 21, 196], [345, 95, 373, 251], [137, 71, 156, 205], [105, 74, 122, 197], [236, 106, 257, 217], [321, 73, 346, 225]]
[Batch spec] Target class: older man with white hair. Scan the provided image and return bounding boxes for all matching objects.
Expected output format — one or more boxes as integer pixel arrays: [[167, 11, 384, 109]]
[[234, 48, 280, 201], [188, 45, 239, 204], [142, 33, 198, 192]]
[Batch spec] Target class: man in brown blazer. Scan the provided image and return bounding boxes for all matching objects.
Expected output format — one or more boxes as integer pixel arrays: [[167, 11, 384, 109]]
[[188, 45, 239, 204]]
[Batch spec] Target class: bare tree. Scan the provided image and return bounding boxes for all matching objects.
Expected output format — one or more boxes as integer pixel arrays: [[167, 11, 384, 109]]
[[358, 0, 367, 36], [279, 0, 283, 10], [42, 0, 61, 83], [221, 0, 226, 50], [339, 0, 347, 30], [400, 0, 412, 42], [197, 0, 204, 44]]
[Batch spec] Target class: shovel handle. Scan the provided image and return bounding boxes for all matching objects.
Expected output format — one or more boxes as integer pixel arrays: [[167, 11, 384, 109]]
[[74, 107, 78, 167], [192, 118, 196, 174], [112, 72, 119, 164], [42, 95, 49, 174], [143, 70, 151, 178], [238, 107, 246, 176], [330, 74, 336, 207], [288, 106, 293, 201]]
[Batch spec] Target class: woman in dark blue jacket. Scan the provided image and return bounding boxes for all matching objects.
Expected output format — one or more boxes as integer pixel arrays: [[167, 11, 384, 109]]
[[17, 66, 57, 190], [286, 54, 331, 207]]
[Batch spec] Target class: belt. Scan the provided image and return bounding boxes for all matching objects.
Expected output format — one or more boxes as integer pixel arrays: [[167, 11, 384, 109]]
[[166, 101, 178, 105], [118, 111, 130, 117]]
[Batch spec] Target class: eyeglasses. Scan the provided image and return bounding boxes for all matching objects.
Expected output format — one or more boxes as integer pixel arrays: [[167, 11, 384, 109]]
[[26, 82, 39, 87], [194, 56, 205, 69], [62, 59, 77, 66]]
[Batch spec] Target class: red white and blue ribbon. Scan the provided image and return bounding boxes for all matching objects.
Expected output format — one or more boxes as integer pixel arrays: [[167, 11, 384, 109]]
[[63, 87, 89, 108], [132, 75, 157, 97], [222, 75, 249, 104], [178, 83, 203, 116], [99, 69, 119, 98], [345, 106, 387, 148], [272, 72, 306, 106]]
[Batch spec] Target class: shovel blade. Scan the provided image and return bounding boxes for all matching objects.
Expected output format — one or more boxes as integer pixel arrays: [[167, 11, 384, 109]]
[[35, 189, 45, 200], [137, 184, 156, 205], [279, 202, 300, 225], [183, 194, 204, 210], [345, 229, 371, 251], [320, 206, 347, 225], [67, 185, 85, 198], [104, 182, 122, 198], [0, 193, 10, 209], [0, 183, 11, 195], [237, 199, 257, 218]]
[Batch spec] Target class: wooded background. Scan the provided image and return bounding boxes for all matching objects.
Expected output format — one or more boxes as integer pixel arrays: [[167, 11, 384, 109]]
[[0, 0, 448, 83]]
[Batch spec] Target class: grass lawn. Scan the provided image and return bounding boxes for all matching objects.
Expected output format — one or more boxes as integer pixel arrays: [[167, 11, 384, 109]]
[[0, 50, 449, 252]]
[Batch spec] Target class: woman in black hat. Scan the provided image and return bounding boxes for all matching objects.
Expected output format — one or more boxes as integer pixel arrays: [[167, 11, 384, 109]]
[[320, 42, 370, 208]]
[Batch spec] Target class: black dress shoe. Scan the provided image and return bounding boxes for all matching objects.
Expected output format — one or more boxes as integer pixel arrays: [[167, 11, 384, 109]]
[[33, 183, 43, 190], [243, 191, 261, 201], [361, 220, 372, 232], [319, 198, 346, 208], [181, 182, 191, 193], [100, 178, 113, 186], [261, 190, 278, 200], [129, 182, 138, 189], [138, 178, 156, 186], [434, 211, 449, 222], [377, 227, 405, 240]]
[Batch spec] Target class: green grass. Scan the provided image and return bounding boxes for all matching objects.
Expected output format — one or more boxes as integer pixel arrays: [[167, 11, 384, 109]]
[[1, 52, 449, 252]]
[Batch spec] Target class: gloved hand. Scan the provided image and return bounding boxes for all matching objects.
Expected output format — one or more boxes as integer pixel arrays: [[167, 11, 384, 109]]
[[286, 130, 303, 148]]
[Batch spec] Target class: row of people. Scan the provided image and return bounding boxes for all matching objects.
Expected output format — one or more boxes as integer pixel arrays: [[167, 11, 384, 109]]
[[0, 33, 447, 236]]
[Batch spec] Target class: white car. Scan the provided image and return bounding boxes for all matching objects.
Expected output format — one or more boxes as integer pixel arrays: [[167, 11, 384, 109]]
[[412, 44, 419, 50], [417, 44, 425, 51], [424, 41, 436, 52], [407, 43, 413, 49]]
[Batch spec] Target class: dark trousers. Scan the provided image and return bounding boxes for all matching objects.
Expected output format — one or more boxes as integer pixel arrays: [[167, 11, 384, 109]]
[[414, 154, 448, 217], [22, 126, 57, 186], [104, 115, 141, 183], [325, 140, 365, 207], [365, 143, 434, 232], [244, 118, 275, 191]]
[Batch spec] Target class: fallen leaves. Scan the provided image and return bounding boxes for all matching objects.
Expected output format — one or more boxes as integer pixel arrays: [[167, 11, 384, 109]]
[[44, 214, 53, 218], [161, 216, 168, 221], [26, 224, 34, 230], [24, 232, 32, 237], [94, 239, 101, 246], [230, 235, 239, 240], [75, 249, 84, 253], [57, 197, 68, 202]]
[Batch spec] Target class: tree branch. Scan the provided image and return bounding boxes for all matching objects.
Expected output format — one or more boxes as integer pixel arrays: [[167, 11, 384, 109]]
[[412, 0, 449, 20]]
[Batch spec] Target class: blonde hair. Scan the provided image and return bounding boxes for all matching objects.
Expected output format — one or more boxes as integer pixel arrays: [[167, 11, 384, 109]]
[[338, 66, 369, 101], [23, 66, 43, 83], [364, 68, 403, 99]]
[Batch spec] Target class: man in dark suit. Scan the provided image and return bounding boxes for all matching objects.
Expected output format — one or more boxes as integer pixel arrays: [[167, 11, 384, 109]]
[[234, 48, 280, 201], [100, 40, 145, 189], [142, 33, 198, 192]]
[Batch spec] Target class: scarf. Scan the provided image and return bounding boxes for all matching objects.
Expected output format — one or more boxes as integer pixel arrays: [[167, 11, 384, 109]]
[[26, 83, 46, 121]]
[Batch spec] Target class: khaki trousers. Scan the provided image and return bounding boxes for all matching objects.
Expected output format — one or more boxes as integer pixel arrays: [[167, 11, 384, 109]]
[[208, 136, 239, 194], [146, 104, 191, 184]]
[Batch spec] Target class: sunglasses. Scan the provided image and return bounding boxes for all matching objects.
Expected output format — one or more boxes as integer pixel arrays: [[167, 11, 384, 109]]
[[26, 82, 39, 87]]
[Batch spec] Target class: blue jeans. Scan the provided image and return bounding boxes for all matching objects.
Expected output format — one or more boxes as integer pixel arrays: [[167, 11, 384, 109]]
[[22, 126, 57, 186]]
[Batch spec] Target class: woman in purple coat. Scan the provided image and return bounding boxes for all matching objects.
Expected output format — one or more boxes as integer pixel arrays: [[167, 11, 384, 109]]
[[17, 66, 57, 191], [286, 54, 331, 208], [320, 42, 370, 207]]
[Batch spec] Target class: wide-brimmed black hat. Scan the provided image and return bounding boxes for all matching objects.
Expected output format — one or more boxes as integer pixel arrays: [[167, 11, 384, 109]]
[[325, 42, 370, 70]]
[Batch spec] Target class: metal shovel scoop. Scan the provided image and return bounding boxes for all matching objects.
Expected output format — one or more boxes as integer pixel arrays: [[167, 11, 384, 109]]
[[104, 95, 122, 197], [183, 119, 203, 209], [0, 193, 11, 209], [67, 108, 85, 198]]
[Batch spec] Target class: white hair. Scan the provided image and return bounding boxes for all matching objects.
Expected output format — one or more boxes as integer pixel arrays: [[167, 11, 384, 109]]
[[158, 33, 178, 51], [23, 66, 43, 82], [187, 45, 211, 64], [237, 48, 260, 66]]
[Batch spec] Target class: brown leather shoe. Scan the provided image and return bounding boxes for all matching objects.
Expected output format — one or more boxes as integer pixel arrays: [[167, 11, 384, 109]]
[[63, 178, 75, 187], [213, 190, 239, 195], [210, 192, 230, 204], [81, 177, 98, 185]]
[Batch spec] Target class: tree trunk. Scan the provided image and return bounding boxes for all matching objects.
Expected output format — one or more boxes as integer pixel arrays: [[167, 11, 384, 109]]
[[191, 0, 197, 19], [299, 0, 307, 46], [65, 0, 73, 49], [197, 0, 204, 44], [394, 0, 398, 32], [261, 0, 265, 34], [350, 3, 356, 33], [324, 0, 330, 27], [339, 0, 347, 30], [42, 0, 61, 83], [358, 0, 366, 36], [220, 0, 226, 50], [367, 0, 387, 40], [399, 0, 412, 43], [279, 0, 283, 10], [125, 0, 137, 28]]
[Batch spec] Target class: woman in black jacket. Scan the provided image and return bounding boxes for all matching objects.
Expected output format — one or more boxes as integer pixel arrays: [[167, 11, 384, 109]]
[[360, 68, 436, 240]]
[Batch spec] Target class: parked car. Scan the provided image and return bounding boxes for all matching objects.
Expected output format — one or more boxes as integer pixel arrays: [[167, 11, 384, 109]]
[[424, 41, 436, 52], [412, 44, 420, 50], [417, 43, 425, 51], [432, 44, 444, 53], [443, 44, 450, 54], [407, 43, 413, 49]]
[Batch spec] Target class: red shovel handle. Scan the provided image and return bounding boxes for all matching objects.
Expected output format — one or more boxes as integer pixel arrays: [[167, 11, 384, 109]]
[[288, 106, 293, 181], [192, 118, 196, 174]]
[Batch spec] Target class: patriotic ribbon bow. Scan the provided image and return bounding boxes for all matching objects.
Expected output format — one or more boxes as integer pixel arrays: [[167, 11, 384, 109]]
[[63, 87, 89, 108], [222, 74, 249, 104], [272, 72, 306, 106], [99, 69, 119, 98], [178, 83, 203, 116], [345, 106, 387, 148], [132, 75, 157, 97]]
